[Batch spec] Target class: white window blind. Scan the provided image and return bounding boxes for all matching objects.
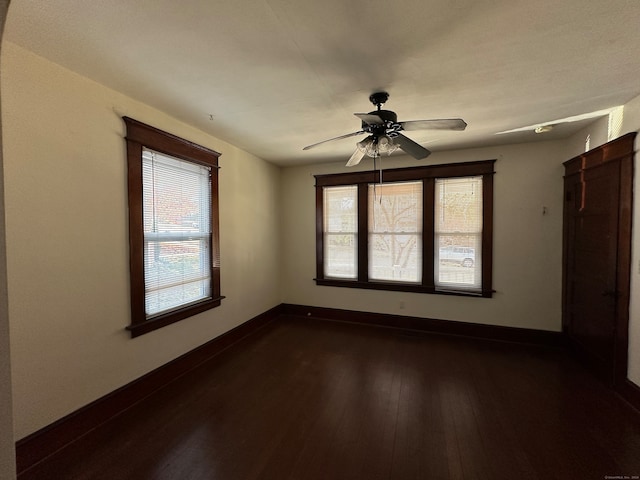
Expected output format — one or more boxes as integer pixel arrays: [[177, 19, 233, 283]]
[[323, 185, 357, 279], [434, 176, 482, 290], [368, 181, 422, 283], [142, 148, 212, 317]]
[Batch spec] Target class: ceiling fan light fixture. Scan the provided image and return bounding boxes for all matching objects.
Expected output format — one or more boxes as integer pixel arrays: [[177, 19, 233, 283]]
[[377, 135, 399, 155], [357, 135, 399, 157]]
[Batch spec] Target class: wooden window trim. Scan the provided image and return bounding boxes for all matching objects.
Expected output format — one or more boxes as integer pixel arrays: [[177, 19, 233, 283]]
[[124, 117, 223, 337], [315, 160, 495, 297]]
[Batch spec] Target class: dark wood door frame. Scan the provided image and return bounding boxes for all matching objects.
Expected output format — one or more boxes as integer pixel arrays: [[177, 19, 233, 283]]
[[562, 132, 636, 389]]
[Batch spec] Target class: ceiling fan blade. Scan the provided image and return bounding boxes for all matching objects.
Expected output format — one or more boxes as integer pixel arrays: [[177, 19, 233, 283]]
[[400, 118, 467, 131], [346, 149, 365, 167], [354, 113, 384, 125], [394, 134, 431, 160], [303, 130, 365, 150]]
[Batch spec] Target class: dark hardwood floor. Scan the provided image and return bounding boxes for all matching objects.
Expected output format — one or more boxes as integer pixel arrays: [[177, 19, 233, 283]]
[[20, 316, 640, 480]]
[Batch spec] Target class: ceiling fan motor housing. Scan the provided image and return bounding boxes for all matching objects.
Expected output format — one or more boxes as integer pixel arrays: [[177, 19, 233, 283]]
[[367, 109, 397, 123], [361, 109, 402, 137]]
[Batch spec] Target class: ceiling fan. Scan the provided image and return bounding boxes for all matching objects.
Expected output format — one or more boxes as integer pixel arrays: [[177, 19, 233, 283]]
[[303, 92, 467, 167]]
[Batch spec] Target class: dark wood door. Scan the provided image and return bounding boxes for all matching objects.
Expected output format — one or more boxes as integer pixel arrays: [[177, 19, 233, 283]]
[[562, 133, 636, 387], [564, 161, 620, 382]]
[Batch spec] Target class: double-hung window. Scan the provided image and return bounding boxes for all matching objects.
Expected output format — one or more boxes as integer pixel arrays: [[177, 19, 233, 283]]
[[315, 160, 494, 297], [124, 118, 223, 337], [368, 181, 423, 283], [323, 186, 358, 279]]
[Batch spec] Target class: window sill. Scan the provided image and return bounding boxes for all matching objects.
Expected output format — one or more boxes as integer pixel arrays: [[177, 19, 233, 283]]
[[127, 296, 225, 338], [314, 278, 492, 298]]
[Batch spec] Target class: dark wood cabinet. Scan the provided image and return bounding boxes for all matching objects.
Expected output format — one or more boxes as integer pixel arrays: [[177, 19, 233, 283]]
[[562, 132, 636, 387]]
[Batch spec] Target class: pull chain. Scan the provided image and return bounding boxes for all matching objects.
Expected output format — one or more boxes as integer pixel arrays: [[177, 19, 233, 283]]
[[373, 153, 378, 203], [379, 154, 383, 192]]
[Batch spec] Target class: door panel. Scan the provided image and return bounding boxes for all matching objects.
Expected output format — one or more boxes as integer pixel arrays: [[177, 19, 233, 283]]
[[568, 162, 619, 371], [562, 134, 635, 387]]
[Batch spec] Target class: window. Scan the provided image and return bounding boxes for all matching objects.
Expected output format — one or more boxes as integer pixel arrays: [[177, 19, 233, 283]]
[[124, 117, 223, 337], [368, 181, 422, 283], [435, 176, 483, 290], [315, 160, 494, 297], [323, 185, 357, 279]]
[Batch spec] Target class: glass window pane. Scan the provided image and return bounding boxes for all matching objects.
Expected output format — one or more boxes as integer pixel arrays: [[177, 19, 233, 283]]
[[142, 148, 212, 316], [144, 239, 212, 315], [435, 177, 482, 289], [143, 149, 211, 235], [435, 234, 481, 287], [323, 186, 357, 279], [368, 182, 422, 283], [435, 176, 482, 233]]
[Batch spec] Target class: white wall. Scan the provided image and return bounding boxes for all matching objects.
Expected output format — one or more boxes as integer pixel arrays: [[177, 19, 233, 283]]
[[0, 0, 17, 476], [281, 141, 565, 332], [1, 41, 282, 440], [562, 94, 640, 387]]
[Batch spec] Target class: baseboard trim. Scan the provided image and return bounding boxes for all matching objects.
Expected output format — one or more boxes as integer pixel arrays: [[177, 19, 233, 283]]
[[281, 303, 565, 348], [15, 304, 283, 476]]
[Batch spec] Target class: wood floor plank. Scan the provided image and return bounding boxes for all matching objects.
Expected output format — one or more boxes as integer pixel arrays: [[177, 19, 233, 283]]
[[18, 316, 640, 480]]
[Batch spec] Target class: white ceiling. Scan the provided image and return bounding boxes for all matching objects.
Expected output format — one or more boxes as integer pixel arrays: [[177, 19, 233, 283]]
[[5, 0, 640, 166]]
